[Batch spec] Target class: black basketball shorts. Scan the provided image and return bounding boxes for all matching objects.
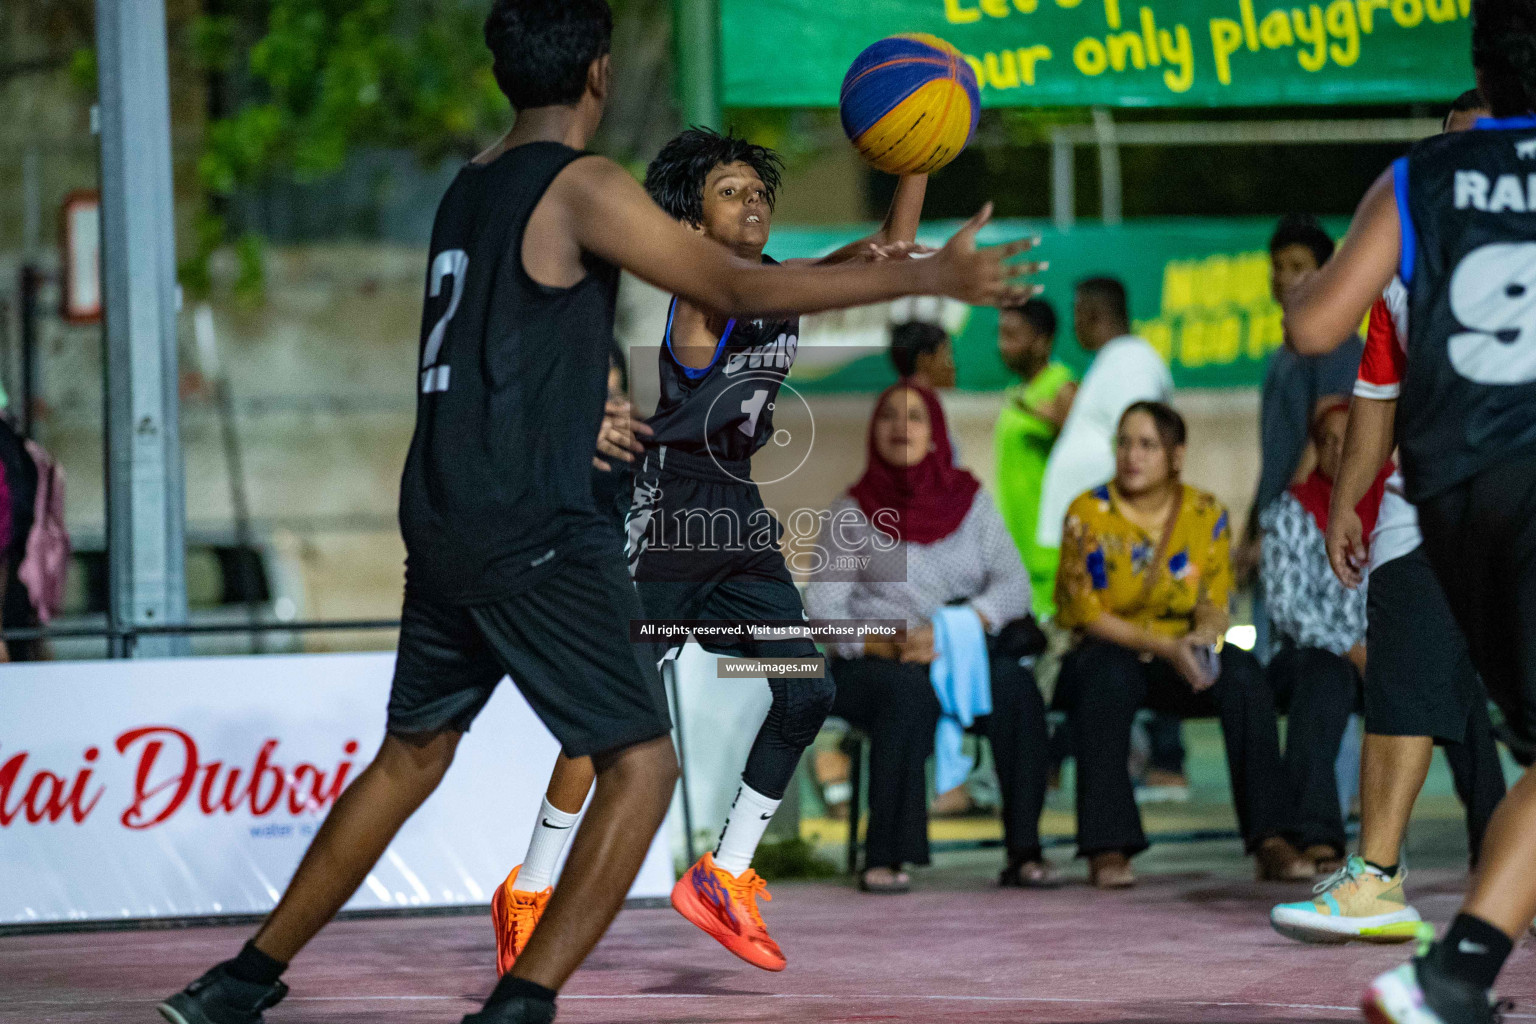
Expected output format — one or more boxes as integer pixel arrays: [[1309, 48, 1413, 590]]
[[388, 547, 672, 758], [626, 451, 817, 662], [1364, 545, 1485, 741]]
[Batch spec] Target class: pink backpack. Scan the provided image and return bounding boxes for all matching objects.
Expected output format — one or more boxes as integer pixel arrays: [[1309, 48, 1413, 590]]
[[17, 441, 68, 623]]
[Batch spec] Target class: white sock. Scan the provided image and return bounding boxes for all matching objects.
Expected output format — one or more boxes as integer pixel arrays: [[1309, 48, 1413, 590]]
[[516, 797, 580, 892], [713, 783, 780, 877]]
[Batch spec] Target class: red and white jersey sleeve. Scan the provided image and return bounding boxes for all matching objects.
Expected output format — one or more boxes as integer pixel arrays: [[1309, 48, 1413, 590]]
[[1354, 276, 1408, 400]]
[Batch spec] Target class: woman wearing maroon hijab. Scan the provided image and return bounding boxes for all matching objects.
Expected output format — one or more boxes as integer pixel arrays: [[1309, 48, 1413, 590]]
[[806, 382, 1052, 893]]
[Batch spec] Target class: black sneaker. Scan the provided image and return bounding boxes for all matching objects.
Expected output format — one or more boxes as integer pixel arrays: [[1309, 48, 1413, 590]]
[[1362, 941, 1506, 1024], [460, 995, 557, 1024], [158, 963, 288, 1024]]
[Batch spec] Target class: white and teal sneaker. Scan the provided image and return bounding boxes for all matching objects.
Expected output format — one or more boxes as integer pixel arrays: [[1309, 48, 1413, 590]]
[[1271, 856, 1421, 944]]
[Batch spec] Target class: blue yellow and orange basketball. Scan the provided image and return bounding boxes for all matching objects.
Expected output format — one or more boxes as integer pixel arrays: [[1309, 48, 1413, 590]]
[[839, 34, 981, 176]]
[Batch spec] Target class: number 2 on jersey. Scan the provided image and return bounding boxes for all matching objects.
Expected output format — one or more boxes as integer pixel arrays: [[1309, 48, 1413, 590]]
[[421, 249, 468, 394]]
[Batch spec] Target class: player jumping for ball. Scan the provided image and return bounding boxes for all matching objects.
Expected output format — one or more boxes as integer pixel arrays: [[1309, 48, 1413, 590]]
[[1285, 2, 1536, 1020], [490, 127, 941, 977], [155, 2, 1036, 1023]]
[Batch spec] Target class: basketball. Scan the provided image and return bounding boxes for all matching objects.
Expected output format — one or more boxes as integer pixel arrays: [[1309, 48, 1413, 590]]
[[839, 34, 981, 176]]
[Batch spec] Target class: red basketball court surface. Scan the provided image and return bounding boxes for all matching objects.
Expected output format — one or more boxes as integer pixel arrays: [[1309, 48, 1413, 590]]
[[6, 830, 1534, 1024]]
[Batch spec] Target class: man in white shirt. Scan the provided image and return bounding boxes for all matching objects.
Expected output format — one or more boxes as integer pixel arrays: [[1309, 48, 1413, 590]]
[[1035, 277, 1174, 558]]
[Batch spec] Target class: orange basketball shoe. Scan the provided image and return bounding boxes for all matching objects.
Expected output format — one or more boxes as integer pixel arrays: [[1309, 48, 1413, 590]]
[[490, 865, 551, 976], [670, 852, 786, 972]]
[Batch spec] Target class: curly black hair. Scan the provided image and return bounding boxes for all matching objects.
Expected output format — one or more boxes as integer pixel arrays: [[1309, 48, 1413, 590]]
[[643, 128, 784, 225], [1473, 0, 1536, 117], [484, 0, 612, 110]]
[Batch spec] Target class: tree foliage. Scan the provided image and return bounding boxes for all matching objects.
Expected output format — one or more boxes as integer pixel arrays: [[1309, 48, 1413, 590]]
[[183, 0, 514, 296], [192, 0, 507, 193], [182, 0, 679, 298]]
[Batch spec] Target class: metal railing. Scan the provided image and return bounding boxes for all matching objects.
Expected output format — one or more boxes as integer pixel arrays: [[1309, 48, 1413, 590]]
[[0, 617, 401, 650]]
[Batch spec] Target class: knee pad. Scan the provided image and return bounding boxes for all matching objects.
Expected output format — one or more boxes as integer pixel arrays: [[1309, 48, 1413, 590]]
[[766, 676, 837, 750]]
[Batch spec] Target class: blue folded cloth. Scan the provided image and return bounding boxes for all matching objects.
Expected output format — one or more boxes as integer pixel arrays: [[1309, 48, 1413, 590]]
[[929, 605, 992, 795]]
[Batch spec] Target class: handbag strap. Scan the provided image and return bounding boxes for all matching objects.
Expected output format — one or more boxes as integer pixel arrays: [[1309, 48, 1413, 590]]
[[1134, 485, 1185, 608]]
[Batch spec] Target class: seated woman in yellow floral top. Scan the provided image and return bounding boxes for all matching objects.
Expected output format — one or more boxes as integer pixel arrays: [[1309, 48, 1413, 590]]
[[1056, 402, 1311, 889]]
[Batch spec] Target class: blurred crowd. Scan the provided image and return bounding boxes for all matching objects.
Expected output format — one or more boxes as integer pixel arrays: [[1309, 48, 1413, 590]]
[[802, 205, 1504, 896]]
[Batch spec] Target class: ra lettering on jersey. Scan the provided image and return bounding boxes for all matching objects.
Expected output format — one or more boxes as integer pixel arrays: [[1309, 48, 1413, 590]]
[[1393, 117, 1536, 501], [1452, 170, 1536, 213]]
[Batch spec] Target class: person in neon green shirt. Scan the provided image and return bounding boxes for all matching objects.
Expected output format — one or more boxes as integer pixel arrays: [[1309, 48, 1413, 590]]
[[994, 298, 1076, 617]]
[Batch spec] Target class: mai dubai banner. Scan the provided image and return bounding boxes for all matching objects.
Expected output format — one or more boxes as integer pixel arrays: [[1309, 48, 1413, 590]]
[[721, 0, 1472, 109], [767, 216, 1348, 392], [0, 653, 675, 925]]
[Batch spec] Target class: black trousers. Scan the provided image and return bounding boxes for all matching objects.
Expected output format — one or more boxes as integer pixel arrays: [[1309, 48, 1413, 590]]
[[829, 652, 1050, 869], [1267, 642, 1362, 855], [1063, 638, 1295, 858], [1441, 698, 1506, 867]]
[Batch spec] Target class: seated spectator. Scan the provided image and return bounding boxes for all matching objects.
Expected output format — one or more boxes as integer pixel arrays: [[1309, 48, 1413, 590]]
[[1055, 402, 1312, 888], [1260, 397, 1388, 874], [806, 382, 1054, 893], [889, 321, 956, 390]]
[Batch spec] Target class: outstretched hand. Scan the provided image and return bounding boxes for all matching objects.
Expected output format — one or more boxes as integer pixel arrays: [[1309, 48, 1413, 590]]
[[932, 203, 1044, 307]]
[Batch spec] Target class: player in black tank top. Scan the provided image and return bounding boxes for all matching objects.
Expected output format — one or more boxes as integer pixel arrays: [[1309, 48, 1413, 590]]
[[160, 4, 1037, 1020], [1283, 3, 1536, 1018], [634, 131, 940, 972], [398, 141, 622, 601], [492, 129, 937, 977]]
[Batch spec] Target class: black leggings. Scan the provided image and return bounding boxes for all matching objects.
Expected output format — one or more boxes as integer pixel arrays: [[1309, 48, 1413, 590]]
[[829, 652, 1050, 869], [742, 669, 836, 800]]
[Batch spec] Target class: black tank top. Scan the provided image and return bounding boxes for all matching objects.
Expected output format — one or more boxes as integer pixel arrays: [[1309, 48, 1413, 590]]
[[398, 142, 620, 602], [644, 258, 800, 471], [1398, 117, 1536, 502]]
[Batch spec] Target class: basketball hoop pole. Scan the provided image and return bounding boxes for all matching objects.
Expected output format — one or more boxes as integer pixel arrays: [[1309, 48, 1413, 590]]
[[671, 0, 720, 130], [94, 0, 190, 658]]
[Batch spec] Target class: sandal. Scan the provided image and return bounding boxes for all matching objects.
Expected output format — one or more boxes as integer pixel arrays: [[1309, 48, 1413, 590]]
[[1088, 852, 1136, 889], [999, 859, 1064, 889], [858, 866, 911, 893]]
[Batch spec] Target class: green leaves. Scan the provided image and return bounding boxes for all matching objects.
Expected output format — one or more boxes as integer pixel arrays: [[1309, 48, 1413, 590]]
[[195, 0, 506, 190], [183, 0, 510, 296]]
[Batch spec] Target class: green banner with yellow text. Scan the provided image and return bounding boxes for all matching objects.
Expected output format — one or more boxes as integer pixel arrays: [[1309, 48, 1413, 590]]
[[766, 216, 1351, 392], [721, 0, 1471, 109]]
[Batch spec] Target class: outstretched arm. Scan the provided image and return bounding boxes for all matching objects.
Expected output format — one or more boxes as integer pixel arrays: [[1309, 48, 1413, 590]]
[[563, 158, 1033, 315], [1285, 169, 1401, 355], [810, 174, 930, 265]]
